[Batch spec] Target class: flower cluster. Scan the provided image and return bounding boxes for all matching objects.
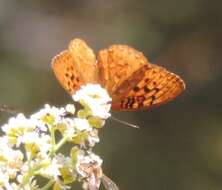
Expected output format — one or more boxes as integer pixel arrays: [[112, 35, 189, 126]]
[[0, 84, 115, 190]]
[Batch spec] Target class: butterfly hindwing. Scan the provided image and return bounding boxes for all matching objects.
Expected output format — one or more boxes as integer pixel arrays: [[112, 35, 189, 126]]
[[112, 64, 185, 111]]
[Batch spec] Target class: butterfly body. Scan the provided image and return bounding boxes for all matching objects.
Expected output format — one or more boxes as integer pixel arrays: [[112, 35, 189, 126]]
[[52, 39, 185, 111]]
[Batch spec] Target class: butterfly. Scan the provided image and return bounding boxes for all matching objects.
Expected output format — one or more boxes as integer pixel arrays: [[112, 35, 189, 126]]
[[52, 38, 185, 111]]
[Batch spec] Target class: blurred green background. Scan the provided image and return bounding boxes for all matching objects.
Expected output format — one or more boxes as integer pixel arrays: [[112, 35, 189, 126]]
[[0, 0, 222, 189]]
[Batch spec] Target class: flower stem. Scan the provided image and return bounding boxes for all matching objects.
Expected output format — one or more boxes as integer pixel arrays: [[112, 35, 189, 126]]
[[49, 126, 56, 156], [19, 152, 34, 188], [55, 136, 68, 152], [48, 136, 68, 157], [40, 179, 54, 190]]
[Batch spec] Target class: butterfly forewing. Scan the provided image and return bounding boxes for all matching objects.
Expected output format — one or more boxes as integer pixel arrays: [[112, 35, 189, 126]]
[[68, 39, 98, 83], [97, 45, 149, 96], [52, 50, 84, 94], [52, 39, 99, 95]]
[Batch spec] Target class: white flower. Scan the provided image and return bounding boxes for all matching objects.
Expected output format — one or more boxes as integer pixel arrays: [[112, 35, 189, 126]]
[[10, 179, 38, 190], [39, 157, 61, 180], [0, 145, 24, 180], [90, 103, 111, 120], [64, 126, 75, 140], [28, 118, 47, 132], [19, 131, 39, 144], [40, 154, 75, 190], [0, 136, 11, 149], [0, 170, 9, 188], [74, 118, 91, 131], [62, 117, 75, 128], [0, 144, 23, 165], [65, 104, 75, 115], [30, 104, 65, 127], [2, 114, 35, 138], [54, 154, 72, 167], [0, 100, 108, 189], [73, 84, 111, 104], [36, 104, 65, 118], [72, 84, 111, 119], [20, 132, 51, 158]]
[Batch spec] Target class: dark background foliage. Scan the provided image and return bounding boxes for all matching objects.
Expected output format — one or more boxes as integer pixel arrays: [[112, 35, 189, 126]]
[[0, 0, 222, 189]]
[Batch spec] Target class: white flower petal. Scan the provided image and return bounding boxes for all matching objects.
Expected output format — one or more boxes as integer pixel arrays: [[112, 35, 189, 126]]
[[74, 118, 91, 131], [72, 84, 111, 119]]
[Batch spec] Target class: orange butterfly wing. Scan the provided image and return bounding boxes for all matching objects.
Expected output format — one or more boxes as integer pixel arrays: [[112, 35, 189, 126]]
[[52, 39, 98, 94], [97, 45, 149, 100], [97, 45, 185, 111], [68, 38, 98, 84], [52, 50, 83, 94], [112, 64, 185, 111]]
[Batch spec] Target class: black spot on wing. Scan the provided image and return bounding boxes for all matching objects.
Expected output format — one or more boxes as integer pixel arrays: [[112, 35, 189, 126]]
[[133, 86, 140, 92], [120, 95, 146, 109], [144, 86, 151, 93]]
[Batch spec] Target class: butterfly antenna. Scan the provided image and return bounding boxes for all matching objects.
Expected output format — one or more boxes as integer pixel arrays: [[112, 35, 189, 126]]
[[110, 116, 140, 129], [0, 105, 18, 115]]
